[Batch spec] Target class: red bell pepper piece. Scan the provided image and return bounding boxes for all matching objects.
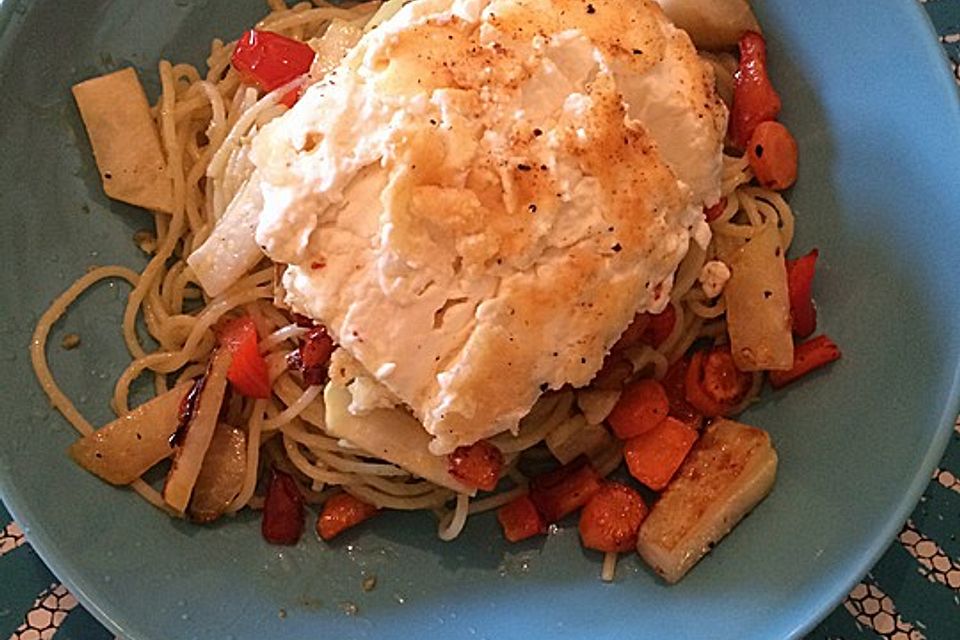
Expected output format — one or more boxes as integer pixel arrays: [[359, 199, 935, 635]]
[[262, 468, 304, 545], [288, 324, 335, 386], [231, 30, 315, 107], [578, 482, 648, 553], [685, 346, 753, 417], [529, 457, 602, 523], [768, 335, 841, 389], [786, 249, 819, 338], [730, 31, 782, 150], [607, 378, 669, 439], [624, 417, 698, 491], [703, 197, 728, 223], [661, 357, 704, 430], [317, 492, 379, 541], [218, 316, 271, 399], [497, 494, 546, 543], [448, 441, 504, 492]]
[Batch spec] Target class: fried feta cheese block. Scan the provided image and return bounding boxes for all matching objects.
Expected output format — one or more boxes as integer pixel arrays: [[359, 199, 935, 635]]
[[250, 0, 727, 453]]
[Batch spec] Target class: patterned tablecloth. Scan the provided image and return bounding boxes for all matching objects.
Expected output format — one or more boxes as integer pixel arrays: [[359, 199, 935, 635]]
[[2, 1, 959, 639]]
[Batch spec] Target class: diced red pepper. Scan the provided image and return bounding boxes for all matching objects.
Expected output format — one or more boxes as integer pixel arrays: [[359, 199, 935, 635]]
[[786, 249, 819, 338], [529, 457, 602, 523], [288, 325, 335, 386], [231, 30, 315, 107], [448, 441, 504, 492], [317, 491, 379, 541], [624, 417, 698, 491], [497, 494, 546, 542], [730, 31, 782, 150], [768, 335, 841, 389], [218, 316, 271, 399], [703, 197, 728, 223], [661, 357, 703, 430], [640, 305, 677, 348], [262, 468, 304, 545], [611, 313, 651, 353], [684, 346, 753, 417], [578, 482, 648, 553], [607, 378, 669, 439]]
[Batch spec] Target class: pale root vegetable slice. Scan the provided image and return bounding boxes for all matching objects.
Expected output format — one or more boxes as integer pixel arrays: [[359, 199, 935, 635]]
[[636, 419, 777, 583], [723, 222, 793, 371], [163, 348, 232, 513], [576, 389, 621, 426], [188, 424, 247, 523], [72, 68, 173, 213], [303, 380, 473, 495], [655, 0, 760, 50], [545, 414, 615, 465], [69, 383, 191, 485], [187, 174, 265, 297]]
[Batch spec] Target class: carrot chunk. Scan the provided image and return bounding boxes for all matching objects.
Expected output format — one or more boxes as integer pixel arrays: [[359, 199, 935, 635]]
[[317, 492, 379, 541], [607, 379, 669, 439], [624, 418, 698, 491], [579, 482, 648, 553], [769, 335, 841, 389], [685, 347, 754, 417], [730, 31, 782, 149], [448, 441, 504, 491], [529, 457, 603, 523], [747, 121, 798, 190], [497, 494, 547, 542]]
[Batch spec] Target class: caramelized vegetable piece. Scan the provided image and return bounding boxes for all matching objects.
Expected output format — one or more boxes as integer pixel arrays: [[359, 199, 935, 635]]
[[317, 492, 379, 541], [448, 441, 504, 492], [747, 121, 798, 190], [607, 379, 669, 439], [497, 494, 546, 543], [579, 482, 648, 553], [684, 347, 753, 417], [639, 305, 677, 348], [655, 0, 761, 50], [188, 424, 247, 523], [786, 249, 819, 338], [730, 31, 781, 150], [624, 417, 698, 491], [637, 419, 778, 583], [163, 348, 232, 513], [703, 197, 728, 223], [529, 457, 603, 523], [723, 220, 794, 371], [219, 316, 271, 399], [262, 468, 305, 545], [69, 383, 191, 485], [768, 335, 841, 389], [72, 68, 173, 213]]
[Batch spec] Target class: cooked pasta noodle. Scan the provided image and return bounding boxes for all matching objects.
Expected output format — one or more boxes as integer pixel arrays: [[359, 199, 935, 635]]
[[32, 1, 796, 570]]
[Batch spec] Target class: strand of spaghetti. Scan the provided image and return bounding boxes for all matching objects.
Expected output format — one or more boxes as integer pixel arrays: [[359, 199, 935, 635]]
[[657, 300, 686, 356], [491, 392, 574, 453], [346, 484, 451, 511], [467, 484, 528, 515], [262, 384, 323, 431], [113, 285, 271, 413], [601, 552, 618, 582], [282, 433, 358, 485], [259, 5, 377, 32], [438, 493, 470, 541], [673, 242, 705, 301], [360, 475, 440, 497], [228, 398, 267, 513], [626, 345, 669, 380], [119, 61, 190, 360], [310, 449, 410, 477], [30, 266, 140, 436], [130, 479, 181, 516], [685, 289, 727, 319], [262, 324, 309, 351], [666, 314, 705, 365]]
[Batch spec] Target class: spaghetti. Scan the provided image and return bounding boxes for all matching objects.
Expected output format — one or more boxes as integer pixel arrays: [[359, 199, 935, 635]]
[[31, 0, 811, 580]]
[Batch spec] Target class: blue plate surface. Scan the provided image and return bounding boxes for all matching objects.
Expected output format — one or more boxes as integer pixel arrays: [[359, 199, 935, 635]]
[[0, 1, 958, 639]]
